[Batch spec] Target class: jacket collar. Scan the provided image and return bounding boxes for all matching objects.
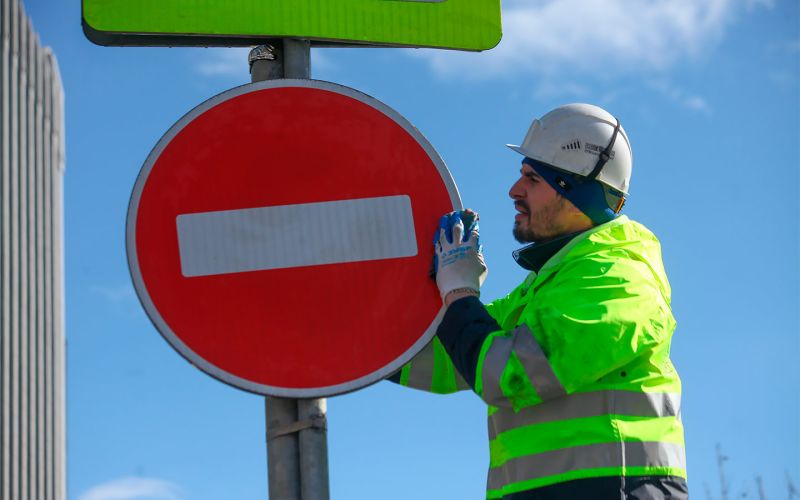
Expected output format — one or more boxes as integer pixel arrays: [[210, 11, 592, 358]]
[[512, 216, 630, 273], [512, 231, 583, 272]]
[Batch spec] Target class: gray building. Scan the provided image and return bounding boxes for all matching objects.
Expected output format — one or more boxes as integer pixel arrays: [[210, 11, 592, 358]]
[[1, 0, 66, 498]]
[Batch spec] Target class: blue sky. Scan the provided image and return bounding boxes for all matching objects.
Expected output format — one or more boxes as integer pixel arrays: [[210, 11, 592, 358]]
[[20, 0, 800, 498]]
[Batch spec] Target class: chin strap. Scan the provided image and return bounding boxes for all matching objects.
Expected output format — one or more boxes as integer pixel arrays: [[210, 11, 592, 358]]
[[613, 193, 626, 214]]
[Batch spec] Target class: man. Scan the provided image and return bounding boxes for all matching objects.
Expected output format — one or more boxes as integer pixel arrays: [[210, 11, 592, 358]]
[[390, 104, 688, 499]]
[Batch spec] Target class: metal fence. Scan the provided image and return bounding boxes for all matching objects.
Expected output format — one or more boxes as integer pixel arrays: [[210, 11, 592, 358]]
[[0, 0, 66, 498]]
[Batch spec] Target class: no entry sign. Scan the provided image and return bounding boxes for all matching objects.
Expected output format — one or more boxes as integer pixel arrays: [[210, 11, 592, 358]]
[[127, 79, 460, 397]]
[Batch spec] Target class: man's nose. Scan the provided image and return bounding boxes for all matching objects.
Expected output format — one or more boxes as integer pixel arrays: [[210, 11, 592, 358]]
[[509, 177, 525, 200]]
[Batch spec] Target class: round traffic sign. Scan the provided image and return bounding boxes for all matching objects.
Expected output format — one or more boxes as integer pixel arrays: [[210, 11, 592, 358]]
[[127, 79, 460, 397]]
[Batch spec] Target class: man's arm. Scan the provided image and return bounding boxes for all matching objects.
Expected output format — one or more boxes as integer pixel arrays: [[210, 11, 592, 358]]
[[428, 209, 501, 392], [385, 210, 488, 394], [385, 288, 514, 395], [436, 295, 500, 391]]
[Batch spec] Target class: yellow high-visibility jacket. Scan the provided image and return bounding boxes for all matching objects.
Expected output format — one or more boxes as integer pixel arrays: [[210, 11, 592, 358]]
[[394, 216, 687, 498]]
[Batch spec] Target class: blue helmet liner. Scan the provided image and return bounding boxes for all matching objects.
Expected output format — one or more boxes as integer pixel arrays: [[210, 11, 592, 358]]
[[522, 157, 622, 225]]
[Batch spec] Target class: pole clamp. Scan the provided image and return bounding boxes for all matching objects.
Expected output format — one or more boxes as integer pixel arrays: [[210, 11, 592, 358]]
[[267, 414, 327, 441], [249, 44, 278, 68]]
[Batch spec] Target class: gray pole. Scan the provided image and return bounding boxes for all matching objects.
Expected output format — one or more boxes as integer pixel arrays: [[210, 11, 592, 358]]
[[297, 398, 329, 499], [265, 396, 300, 500], [248, 40, 329, 500], [281, 39, 311, 79]]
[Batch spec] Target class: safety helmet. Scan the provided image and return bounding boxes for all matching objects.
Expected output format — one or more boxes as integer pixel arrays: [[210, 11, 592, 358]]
[[507, 103, 632, 197]]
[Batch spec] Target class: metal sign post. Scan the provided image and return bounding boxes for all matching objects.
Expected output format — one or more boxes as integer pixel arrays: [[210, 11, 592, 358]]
[[249, 41, 330, 500]]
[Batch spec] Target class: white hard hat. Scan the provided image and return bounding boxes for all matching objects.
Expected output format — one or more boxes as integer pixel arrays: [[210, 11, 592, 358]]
[[507, 103, 632, 195]]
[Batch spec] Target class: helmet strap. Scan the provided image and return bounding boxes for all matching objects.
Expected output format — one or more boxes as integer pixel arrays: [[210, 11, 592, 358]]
[[586, 117, 621, 181], [613, 193, 626, 214]]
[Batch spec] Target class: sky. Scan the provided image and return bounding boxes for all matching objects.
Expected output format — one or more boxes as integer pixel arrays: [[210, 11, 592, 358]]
[[16, 0, 800, 499]]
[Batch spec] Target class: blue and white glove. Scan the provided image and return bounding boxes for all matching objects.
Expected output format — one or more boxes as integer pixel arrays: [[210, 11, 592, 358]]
[[433, 210, 488, 301]]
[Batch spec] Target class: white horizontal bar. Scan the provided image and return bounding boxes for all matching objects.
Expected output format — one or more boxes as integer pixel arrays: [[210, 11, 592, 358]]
[[176, 195, 418, 277]]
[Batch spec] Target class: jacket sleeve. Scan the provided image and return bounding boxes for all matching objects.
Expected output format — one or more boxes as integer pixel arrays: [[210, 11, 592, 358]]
[[387, 291, 516, 394], [386, 335, 472, 394], [444, 256, 675, 410]]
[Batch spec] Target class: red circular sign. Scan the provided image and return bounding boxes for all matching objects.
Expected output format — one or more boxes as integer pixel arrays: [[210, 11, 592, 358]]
[[127, 80, 460, 397]]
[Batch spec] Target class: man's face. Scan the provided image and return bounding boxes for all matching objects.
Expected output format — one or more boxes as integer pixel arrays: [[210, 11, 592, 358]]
[[509, 162, 573, 243]]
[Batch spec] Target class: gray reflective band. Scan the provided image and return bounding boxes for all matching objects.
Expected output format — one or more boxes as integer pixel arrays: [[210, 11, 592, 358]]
[[487, 441, 686, 491], [434, 339, 470, 391], [481, 325, 565, 407], [481, 336, 514, 406], [406, 341, 437, 390], [511, 325, 566, 401], [488, 391, 682, 440], [454, 371, 470, 390]]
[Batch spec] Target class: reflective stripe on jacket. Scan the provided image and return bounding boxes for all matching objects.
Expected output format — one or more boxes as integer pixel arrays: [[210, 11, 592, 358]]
[[396, 335, 471, 393], [395, 216, 686, 498]]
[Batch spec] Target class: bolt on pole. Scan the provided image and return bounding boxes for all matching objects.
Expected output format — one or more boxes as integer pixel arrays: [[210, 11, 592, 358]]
[[249, 40, 329, 500]]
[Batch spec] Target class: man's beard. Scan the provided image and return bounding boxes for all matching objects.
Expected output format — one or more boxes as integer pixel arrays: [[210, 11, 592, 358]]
[[513, 222, 538, 243], [512, 197, 568, 243]]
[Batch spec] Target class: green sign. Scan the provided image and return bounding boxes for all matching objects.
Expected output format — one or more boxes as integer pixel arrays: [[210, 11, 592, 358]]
[[82, 0, 502, 51]]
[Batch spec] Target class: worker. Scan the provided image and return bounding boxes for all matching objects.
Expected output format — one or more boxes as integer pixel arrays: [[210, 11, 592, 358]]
[[389, 103, 688, 499]]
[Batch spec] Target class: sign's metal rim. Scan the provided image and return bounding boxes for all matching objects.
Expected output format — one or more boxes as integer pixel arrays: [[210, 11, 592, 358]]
[[126, 79, 462, 398]]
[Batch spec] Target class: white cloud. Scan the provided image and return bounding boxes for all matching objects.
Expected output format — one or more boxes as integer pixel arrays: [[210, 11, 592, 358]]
[[309, 49, 338, 75], [79, 477, 183, 500], [195, 48, 250, 77], [684, 95, 712, 114], [90, 283, 135, 303], [90, 283, 141, 317], [745, 0, 775, 9], [412, 0, 746, 79], [768, 39, 800, 55], [648, 79, 712, 115], [532, 80, 591, 100], [764, 40, 798, 89], [767, 70, 797, 89]]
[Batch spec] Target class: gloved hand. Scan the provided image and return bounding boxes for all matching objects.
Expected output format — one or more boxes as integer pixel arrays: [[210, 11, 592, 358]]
[[433, 210, 488, 301]]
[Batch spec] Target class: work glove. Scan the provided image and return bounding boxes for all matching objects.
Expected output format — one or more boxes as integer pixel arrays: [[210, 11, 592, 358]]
[[432, 210, 488, 301]]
